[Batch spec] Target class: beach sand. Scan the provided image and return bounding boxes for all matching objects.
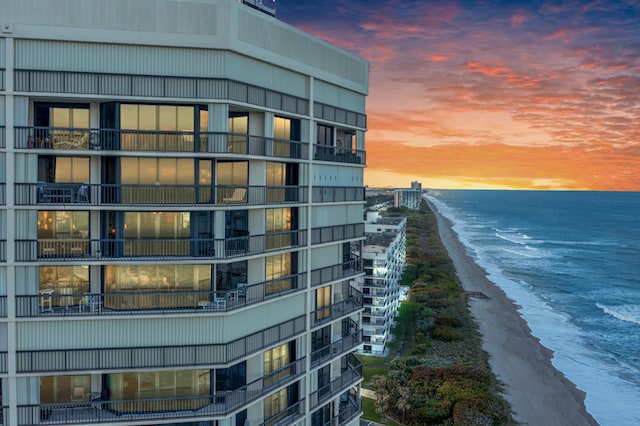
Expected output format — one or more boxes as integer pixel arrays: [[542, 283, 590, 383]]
[[426, 199, 599, 426]]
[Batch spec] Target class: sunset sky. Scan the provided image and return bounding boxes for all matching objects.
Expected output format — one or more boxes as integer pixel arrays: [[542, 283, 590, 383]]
[[278, 0, 640, 190]]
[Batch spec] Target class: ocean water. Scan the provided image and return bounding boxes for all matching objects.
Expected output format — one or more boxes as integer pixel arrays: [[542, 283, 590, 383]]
[[425, 190, 640, 426]]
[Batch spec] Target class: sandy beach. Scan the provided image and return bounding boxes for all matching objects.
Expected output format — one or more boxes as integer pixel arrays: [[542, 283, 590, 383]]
[[426, 199, 599, 426]]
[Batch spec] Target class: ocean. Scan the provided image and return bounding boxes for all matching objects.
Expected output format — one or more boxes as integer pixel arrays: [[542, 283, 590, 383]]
[[425, 190, 640, 426]]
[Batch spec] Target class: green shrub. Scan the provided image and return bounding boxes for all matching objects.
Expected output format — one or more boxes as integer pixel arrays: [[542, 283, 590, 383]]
[[432, 325, 462, 341], [435, 316, 463, 327], [426, 298, 450, 308]]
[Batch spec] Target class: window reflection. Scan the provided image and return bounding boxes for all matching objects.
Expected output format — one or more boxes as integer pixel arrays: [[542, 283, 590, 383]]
[[41, 375, 91, 403], [123, 212, 191, 256], [265, 252, 293, 295], [39, 265, 89, 307], [107, 369, 210, 413], [120, 157, 197, 203], [104, 264, 210, 310], [119, 104, 198, 151], [266, 208, 293, 249], [37, 211, 89, 256]]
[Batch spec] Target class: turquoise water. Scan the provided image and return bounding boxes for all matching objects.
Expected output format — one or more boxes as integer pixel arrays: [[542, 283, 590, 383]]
[[426, 190, 640, 426]]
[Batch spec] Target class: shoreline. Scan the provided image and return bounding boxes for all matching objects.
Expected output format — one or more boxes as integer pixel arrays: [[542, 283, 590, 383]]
[[425, 198, 599, 426]]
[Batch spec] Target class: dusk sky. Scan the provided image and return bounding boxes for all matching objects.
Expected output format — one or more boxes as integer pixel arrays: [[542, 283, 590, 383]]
[[278, 0, 640, 190]]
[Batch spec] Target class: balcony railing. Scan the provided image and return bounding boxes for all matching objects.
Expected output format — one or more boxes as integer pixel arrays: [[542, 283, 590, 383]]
[[17, 272, 307, 317], [313, 145, 365, 165], [14, 183, 309, 206], [14, 126, 309, 159], [309, 355, 362, 409], [310, 287, 363, 328], [310, 258, 362, 287], [17, 315, 306, 373], [18, 360, 305, 425], [312, 186, 365, 203], [14, 231, 307, 261], [310, 322, 362, 368], [258, 399, 305, 426], [311, 223, 364, 245]]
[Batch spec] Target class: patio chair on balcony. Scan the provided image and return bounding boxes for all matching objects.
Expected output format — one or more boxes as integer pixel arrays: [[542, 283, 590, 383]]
[[70, 386, 87, 402], [77, 182, 90, 203], [222, 187, 247, 203]]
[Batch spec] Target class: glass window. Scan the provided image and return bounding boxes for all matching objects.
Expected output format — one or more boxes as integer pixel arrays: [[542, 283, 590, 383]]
[[37, 211, 88, 239], [316, 286, 331, 320], [106, 369, 210, 413], [273, 116, 290, 140], [264, 342, 292, 386], [265, 253, 292, 295], [41, 375, 90, 403], [104, 264, 210, 310], [217, 161, 248, 185]]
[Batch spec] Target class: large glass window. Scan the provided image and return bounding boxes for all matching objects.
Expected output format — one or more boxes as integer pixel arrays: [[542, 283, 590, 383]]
[[119, 104, 200, 151], [41, 375, 90, 403], [122, 212, 190, 256], [264, 384, 298, 426], [107, 369, 210, 413], [217, 161, 248, 203], [266, 208, 293, 249], [217, 261, 247, 291], [266, 162, 286, 202], [38, 156, 89, 183], [37, 211, 89, 255], [264, 342, 294, 386], [228, 114, 248, 153], [34, 103, 91, 149], [120, 157, 197, 203], [265, 252, 292, 295], [315, 286, 331, 321], [104, 264, 210, 310], [39, 266, 89, 308]]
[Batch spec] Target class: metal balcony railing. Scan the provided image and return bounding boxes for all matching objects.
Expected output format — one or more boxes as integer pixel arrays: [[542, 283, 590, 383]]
[[310, 287, 363, 328], [311, 223, 364, 245], [17, 315, 306, 373], [14, 231, 306, 262], [313, 145, 366, 165], [258, 399, 305, 426], [14, 126, 309, 160], [310, 258, 362, 287], [309, 355, 362, 409], [312, 186, 365, 203], [14, 182, 309, 206], [310, 326, 362, 367], [19, 359, 305, 425], [17, 272, 306, 317]]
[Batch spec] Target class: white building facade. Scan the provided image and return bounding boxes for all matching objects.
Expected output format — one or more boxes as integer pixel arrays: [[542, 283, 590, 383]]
[[0, 1, 367, 425], [359, 213, 406, 356]]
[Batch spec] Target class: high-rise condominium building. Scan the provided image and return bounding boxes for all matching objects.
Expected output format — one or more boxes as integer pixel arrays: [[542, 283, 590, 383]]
[[0, 1, 368, 425]]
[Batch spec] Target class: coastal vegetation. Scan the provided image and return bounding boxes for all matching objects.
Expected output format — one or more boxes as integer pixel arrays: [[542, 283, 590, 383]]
[[359, 200, 515, 425]]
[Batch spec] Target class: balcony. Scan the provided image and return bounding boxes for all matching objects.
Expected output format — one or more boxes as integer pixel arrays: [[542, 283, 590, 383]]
[[309, 355, 362, 409], [19, 359, 305, 425], [14, 183, 309, 207], [311, 287, 363, 328], [313, 145, 366, 165], [310, 321, 362, 367], [14, 126, 309, 160], [17, 272, 307, 317], [312, 186, 365, 203], [15, 231, 307, 261], [310, 258, 363, 288], [311, 223, 365, 245], [16, 315, 306, 373]]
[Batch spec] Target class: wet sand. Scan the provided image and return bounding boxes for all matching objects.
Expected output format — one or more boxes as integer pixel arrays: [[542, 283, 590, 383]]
[[426, 198, 599, 426]]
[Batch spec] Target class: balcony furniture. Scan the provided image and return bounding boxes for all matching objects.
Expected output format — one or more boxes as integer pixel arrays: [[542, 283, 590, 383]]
[[198, 297, 227, 310], [70, 386, 86, 402], [79, 294, 103, 313], [77, 182, 90, 202], [237, 282, 248, 297], [39, 289, 54, 313], [222, 187, 247, 203]]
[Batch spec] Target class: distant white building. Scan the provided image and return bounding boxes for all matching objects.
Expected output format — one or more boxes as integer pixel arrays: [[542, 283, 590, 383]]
[[393, 181, 422, 209], [358, 212, 406, 355]]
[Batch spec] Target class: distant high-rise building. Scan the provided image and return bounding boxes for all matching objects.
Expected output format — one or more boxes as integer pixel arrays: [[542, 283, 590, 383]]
[[393, 182, 422, 209], [0, 1, 368, 425], [358, 212, 406, 356]]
